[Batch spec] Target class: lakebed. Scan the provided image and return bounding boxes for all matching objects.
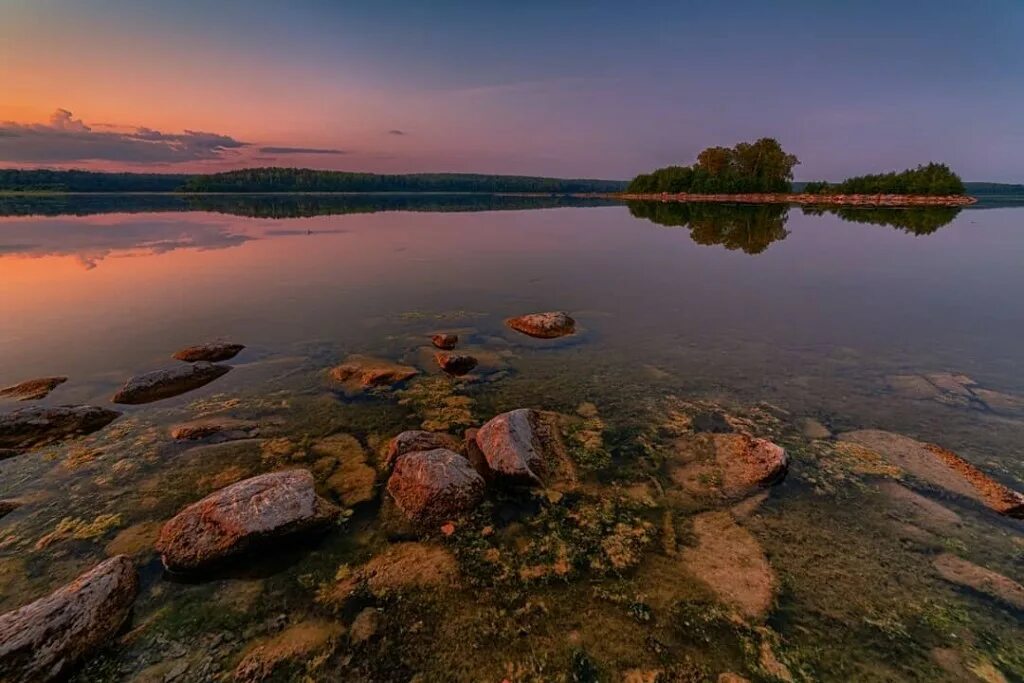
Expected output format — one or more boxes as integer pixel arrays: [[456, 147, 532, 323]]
[[1, 196, 1023, 682]]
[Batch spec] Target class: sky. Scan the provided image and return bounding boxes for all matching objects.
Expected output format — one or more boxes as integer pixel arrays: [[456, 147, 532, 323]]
[[1, 0, 1022, 181]]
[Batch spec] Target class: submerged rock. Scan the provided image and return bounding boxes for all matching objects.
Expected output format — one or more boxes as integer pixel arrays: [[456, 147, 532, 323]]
[[328, 355, 418, 390], [0, 405, 120, 454], [681, 511, 777, 620], [800, 418, 832, 440], [0, 555, 138, 682], [320, 542, 459, 605], [506, 311, 576, 339], [172, 341, 245, 363], [839, 430, 1024, 518], [0, 376, 67, 401], [311, 434, 376, 508], [156, 469, 338, 573], [434, 352, 478, 376], [933, 553, 1024, 611], [170, 417, 259, 442], [112, 362, 231, 404], [233, 619, 343, 683], [383, 430, 461, 471], [671, 433, 788, 501], [386, 449, 485, 524], [431, 333, 459, 350], [0, 500, 19, 519]]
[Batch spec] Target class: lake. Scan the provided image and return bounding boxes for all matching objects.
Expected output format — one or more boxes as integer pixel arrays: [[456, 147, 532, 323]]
[[1, 195, 1023, 682]]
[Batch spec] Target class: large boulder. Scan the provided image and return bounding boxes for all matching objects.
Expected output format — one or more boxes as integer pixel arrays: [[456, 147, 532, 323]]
[[112, 362, 231, 405], [172, 342, 245, 363], [156, 469, 338, 573], [328, 355, 418, 390], [0, 376, 67, 401], [383, 430, 461, 471], [386, 449, 485, 524], [474, 408, 545, 485], [0, 405, 120, 454], [0, 555, 138, 682], [506, 311, 576, 339], [839, 430, 1024, 518]]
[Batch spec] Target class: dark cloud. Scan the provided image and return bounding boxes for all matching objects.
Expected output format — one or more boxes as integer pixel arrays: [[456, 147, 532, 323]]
[[259, 146, 347, 155], [387, 129, 407, 136], [0, 109, 248, 164]]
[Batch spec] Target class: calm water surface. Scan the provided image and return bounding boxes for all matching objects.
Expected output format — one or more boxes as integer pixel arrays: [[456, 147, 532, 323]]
[[1, 196, 1022, 681]]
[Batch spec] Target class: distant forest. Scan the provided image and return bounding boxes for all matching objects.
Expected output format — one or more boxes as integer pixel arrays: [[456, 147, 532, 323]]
[[626, 138, 800, 194], [803, 163, 965, 196], [0, 168, 626, 194]]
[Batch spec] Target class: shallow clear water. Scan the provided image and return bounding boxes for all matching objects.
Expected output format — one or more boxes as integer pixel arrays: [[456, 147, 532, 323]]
[[1, 196, 1022, 682]]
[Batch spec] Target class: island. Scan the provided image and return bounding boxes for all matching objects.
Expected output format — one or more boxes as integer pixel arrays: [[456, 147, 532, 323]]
[[617, 138, 976, 206]]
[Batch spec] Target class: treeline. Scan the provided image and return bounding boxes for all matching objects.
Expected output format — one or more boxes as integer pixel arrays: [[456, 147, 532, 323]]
[[0, 168, 627, 194], [803, 163, 965, 196], [626, 138, 799, 194], [181, 168, 626, 193]]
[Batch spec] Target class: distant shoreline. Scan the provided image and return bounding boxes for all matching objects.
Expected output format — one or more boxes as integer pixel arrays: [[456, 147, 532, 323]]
[[608, 192, 977, 207]]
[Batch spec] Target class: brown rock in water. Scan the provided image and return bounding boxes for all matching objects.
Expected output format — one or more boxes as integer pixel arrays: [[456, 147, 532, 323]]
[[112, 362, 231, 404], [681, 511, 777, 620], [505, 311, 576, 339], [0, 555, 138, 682], [386, 449, 485, 524], [349, 607, 380, 643], [0, 405, 120, 454], [474, 408, 545, 485], [0, 500, 20, 519], [156, 469, 338, 573], [0, 376, 67, 401], [312, 434, 376, 508], [172, 342, 245, 363], [383, 430, 461, 471], [170, 417, 259, 442], [839, 430, 1024, 518], [320, 542, 459, 605], [233, 619, 343, 683], [434, 352, 478, 376], [328, 355, 418, 390], [671, 433, 788, 501], [431, 334, 458, 350], [933, 553, 1024, 611]]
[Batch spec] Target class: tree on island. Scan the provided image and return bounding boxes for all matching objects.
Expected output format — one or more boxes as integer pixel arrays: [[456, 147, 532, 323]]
[[627, 138, 799, 194], [802, 163, 965, 196]]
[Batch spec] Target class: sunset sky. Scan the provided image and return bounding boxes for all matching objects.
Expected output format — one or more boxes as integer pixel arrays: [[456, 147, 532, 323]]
[[2, 0, 1022, 180]]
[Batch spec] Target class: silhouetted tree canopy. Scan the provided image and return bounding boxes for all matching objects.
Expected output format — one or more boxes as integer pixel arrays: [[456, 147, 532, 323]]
[[802, 163, 965, 196], [628, 201, 790, 254], [800, 205, 961, 235], [627, 138, 799, 194]]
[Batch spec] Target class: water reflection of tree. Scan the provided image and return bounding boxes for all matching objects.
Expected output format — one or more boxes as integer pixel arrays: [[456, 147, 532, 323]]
[[800, 206, 960, 235], [627, 202, 790, 254]]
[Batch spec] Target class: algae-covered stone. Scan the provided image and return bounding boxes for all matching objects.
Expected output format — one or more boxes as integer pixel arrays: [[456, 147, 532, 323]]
[[328, 355, 418, 390], [671, 433, 788, 502], [233, 619, 343, 682], [320, 542, 459, 605], [933, 553, 1024, 611], [0, 405, 120, 453], [312, 434, 376, 507]]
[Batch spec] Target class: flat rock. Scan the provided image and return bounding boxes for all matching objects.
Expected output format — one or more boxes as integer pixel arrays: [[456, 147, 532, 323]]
[[172, 342, 245, 363], [434, 352, 478, 376], [431, 334, 458, 350], [386, 449, 485, 524], [0, 555, 138, 682], [671, 433, 788, 501], [933, 553, 1024, 611], [112, 362, 231, 404], [311, 434, 376, 507], [0, 376, 67, 401], [681, 511, 776, 621], [328, 355, 418, 390], [383, 430, 461, 471], [839, 430, 1024, 517], [170, 417, 259, 442], [506, 311, 576, 339], [320, 542, 459, 605], [156, 469, 339, 573], [878, 481, 961, 535], [0, 405, 120, 453]]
